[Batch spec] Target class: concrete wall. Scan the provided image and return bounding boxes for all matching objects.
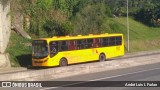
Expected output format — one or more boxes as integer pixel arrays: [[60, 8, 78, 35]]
[[0, 2, 11, 53]]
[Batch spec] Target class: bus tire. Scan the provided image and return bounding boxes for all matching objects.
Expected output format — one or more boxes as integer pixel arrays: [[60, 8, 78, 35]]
[[59, 58, 68, 67], [99, 53, 106, 62]]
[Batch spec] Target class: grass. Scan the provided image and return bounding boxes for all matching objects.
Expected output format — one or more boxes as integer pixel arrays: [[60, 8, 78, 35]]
[[129, 39, 160, 52], [111, 17, 160, 52], [112, 17, 160, 40], [6, 31, 32, 67]]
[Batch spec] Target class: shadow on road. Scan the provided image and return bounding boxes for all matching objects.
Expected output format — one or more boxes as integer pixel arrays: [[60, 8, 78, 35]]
[[16, 54, 32, 67]]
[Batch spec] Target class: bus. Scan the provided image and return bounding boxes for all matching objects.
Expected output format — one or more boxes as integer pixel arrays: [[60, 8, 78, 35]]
[[32, 33, 124, 67]]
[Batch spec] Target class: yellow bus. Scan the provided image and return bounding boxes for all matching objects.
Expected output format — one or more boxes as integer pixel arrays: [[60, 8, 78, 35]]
[[32, 33, 124, 67]]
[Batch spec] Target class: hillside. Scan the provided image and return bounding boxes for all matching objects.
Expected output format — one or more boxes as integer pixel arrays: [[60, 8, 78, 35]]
[[7, 17, 160, 66], [6, 0, 160, 67], [112, 18, 160, 52], [112, 18, 160, 40]]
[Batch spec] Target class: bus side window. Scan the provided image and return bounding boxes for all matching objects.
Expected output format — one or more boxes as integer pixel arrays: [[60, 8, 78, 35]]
[[49, 41, 58, 57], [93, 38, 101, 48], [102, 38, 109, 47], [83, 39, 87, 49], [116, 36, 122, 45], [86, 39, 93, 48], [60, 41, 68, 51], [81, 40, 86, 49], [109, 37, 116, 46], [68, 41, 76, 50], [76, 40, 85, 49], [76, 40, 81, 49]]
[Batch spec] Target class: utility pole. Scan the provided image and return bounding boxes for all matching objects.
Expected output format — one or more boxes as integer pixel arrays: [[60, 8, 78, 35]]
[[127, 0, 130, 52]]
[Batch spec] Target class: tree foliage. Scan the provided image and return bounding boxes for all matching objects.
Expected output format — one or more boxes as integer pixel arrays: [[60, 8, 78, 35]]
[[134, 5, 160, 27], [105, 0, 160, 27], [43, 20, 73, 36], [11, 0, 160, 38]]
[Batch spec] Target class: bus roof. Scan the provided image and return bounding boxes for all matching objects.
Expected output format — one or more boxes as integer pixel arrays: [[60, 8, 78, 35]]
[[34, 33, 123, 41]]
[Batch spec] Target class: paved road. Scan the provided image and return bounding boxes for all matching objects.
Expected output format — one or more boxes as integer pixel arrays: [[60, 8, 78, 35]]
[[1, 62, 160, 90], [42, 62, 160, 90]]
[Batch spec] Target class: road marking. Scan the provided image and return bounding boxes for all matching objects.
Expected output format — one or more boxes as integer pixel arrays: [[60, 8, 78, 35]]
[[39, 67, 160, 90]]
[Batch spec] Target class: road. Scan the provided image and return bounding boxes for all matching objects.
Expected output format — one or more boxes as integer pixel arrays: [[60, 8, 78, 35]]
[[44, 62, 160, 90], [1, 62, 160, 90]]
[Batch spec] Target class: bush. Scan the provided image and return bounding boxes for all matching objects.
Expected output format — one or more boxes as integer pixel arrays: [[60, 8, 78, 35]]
[[61, 22, 74, 35], [72, 1, 111, 35], [43, 20, 73, 37], [43, 20, 60, 37]]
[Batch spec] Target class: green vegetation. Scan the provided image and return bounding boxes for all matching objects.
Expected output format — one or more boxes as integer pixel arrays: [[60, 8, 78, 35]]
[[111, 18, 160, 52], [106, 0, 160, 27], [6, 0, 160, 66], [7, 17, 160, 66], [6, 31, 32, 67], [12, 0, 160, 37]]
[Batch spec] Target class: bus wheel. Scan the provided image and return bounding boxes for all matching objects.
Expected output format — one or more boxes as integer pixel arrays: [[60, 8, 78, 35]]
[[60, 58, 68, 67], [99, 53, 106, 62]]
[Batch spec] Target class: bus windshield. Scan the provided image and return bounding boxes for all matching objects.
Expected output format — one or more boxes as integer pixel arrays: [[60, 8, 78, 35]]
[[32, 40, 48, 59]]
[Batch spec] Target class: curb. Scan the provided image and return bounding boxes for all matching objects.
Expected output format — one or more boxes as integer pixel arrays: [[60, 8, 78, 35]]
[[0, 67, 27, 74]]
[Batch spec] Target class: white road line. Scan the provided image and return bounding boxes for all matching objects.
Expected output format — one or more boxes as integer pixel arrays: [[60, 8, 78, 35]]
[[39, 67, 160, 90]]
